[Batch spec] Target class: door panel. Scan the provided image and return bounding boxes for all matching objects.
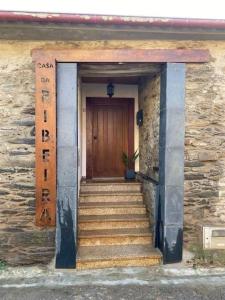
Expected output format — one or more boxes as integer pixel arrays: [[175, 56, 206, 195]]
[[86, 98, 134, 178]]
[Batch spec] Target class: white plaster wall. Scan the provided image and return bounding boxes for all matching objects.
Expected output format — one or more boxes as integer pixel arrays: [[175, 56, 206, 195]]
[[81, 83, 139, 177]]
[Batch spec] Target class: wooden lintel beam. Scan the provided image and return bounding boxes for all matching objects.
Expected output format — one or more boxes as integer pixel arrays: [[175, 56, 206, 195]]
[[32, 49, 210, 63]]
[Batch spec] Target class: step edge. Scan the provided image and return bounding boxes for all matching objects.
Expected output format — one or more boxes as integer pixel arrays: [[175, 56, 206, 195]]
[[79, 233, 152, 238], [80, 192, 143, 195], [81, 182, 141, 186], [79, 206, 146, 207], [78, 217, 149, 222], [80, 203, 144, 205], [77, 254, 162, 262]]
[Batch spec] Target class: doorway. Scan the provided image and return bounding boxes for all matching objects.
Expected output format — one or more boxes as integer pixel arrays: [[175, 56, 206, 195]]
[[33, 48, 193, 267], [86, 97, 134, 178]]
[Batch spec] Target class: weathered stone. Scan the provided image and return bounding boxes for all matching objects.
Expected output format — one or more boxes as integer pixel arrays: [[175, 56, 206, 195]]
[[9, 138, 35, 145], [30, 126, 35, 136], [139, 74, 160, 234], [15, 167, 34, 173], [0, 189, 10, 195], [9, 150, 32, 156], [0, 168, 15, 173], [185, 174, 205, 180], [185, 161, 205, 167], [13, 119, 35, 126], [1, 209, 18, 214], [199, 151, 219, 162], [6, 183, 34, 190], [197, 191, 219, 198], [22, 107, 35, 115]]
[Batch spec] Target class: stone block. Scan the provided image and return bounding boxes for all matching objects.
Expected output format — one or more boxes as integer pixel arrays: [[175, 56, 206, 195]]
[[198, 151, 218, 162]]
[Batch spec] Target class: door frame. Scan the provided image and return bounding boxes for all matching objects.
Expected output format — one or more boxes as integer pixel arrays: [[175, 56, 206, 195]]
[[86, 97, 134, 179], [32, 48, 209, 268]]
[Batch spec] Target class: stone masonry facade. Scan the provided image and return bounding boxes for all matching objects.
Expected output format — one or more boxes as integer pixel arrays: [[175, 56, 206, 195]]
[[0, 40, 225, 265], [138, 74, 160, 234]]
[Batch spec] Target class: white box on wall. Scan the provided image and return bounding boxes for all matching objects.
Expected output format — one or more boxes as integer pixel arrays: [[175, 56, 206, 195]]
[[203, 226, 225, 249]]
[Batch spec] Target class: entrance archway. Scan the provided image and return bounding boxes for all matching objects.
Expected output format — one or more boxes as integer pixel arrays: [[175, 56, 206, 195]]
[[32, 48, 209, 268]]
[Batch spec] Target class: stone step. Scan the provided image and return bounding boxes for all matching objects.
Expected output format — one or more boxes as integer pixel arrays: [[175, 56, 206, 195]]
[[79, 191, 143, 203], [79, 201, 144, 207], [79, 228, 152, 246], [80, 182, 142, 193], [79, 204, 146, 215], [78, 214, 149, 230], [76, 244, 161, 269]]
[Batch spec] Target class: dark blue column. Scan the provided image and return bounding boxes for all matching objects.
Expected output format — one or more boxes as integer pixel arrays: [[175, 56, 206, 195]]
[[55, 63, 78, 269], [158, 63, 185, 264]]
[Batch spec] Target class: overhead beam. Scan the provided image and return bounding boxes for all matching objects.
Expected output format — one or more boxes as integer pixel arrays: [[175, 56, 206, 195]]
[[79, 73, 158, 78], [79, 63, 161, 77], [32, 49, 210, 63]]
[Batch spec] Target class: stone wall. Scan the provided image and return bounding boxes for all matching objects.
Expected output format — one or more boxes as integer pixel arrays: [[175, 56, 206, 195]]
[[138, 75, 160, 232], [0, 40, 225, 265], [0, 43, 55, 265], [184, 59, 225, 246], [136, 42, 225, 247]]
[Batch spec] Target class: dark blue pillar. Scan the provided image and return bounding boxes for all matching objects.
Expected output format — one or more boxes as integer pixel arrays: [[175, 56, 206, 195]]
[[158, 63, 185, 264], [55, 63, 78, 268]]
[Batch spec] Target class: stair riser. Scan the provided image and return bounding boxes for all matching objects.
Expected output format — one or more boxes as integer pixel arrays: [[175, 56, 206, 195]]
[[77, 257, 161, 270], [79, 207, 146, 215], [80, 185, 142, 193], [79, 236, 152, 246], [79, 221, 149, 230], [79, 195, 143, 203]]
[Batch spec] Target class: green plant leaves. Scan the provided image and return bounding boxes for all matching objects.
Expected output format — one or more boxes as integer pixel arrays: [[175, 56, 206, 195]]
[[121, 149, 139, 169]]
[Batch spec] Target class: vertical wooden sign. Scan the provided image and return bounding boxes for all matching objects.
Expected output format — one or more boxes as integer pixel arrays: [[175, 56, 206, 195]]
[[35, 58, 56, 226]]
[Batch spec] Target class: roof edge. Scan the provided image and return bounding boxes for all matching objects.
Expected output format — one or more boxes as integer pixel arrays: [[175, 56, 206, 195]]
[[0, 11, 225, 30]]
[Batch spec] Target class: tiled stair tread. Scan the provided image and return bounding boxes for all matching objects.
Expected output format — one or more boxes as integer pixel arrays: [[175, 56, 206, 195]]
[[84, 179, 140, 183], [79, 201, 144, 208], [79, 214, 148, 222], [80, 191, 143, 196], [79, 228, 152, 238], [77, 244, 161, 261], [82, 180, 141, 185]]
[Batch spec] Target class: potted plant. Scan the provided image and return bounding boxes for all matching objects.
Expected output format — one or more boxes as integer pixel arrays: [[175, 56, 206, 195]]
[[122, 149, 139, 180]]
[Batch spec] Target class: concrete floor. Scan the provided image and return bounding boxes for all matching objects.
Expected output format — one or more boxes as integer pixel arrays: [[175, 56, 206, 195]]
[[1, 265, 225, 299]]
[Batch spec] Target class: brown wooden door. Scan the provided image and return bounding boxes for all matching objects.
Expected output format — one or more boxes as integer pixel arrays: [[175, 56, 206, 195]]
[[86, 98, 134, 178]]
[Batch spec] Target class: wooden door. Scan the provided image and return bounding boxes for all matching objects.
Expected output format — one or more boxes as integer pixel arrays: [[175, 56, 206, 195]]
[[86, 98, 134, 178]]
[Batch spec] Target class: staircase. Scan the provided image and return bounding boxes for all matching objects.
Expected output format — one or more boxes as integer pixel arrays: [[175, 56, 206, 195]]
[[77, 180, 161, 269]]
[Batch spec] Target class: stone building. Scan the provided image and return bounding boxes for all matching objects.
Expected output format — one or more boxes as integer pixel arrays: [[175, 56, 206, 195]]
[[0, 11, 225, 269]]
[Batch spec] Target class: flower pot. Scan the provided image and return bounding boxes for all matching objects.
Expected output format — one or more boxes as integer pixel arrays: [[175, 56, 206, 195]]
[[125, 169, 136, 180]]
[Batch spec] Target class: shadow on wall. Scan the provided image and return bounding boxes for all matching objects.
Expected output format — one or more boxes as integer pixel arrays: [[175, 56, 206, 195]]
[[164, 228, 183, 263], [56, 199, 76, 268]]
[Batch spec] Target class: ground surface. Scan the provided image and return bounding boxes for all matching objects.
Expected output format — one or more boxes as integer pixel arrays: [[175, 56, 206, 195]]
[[1, 265, 225, 299], [1, 284, 225, 300]]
